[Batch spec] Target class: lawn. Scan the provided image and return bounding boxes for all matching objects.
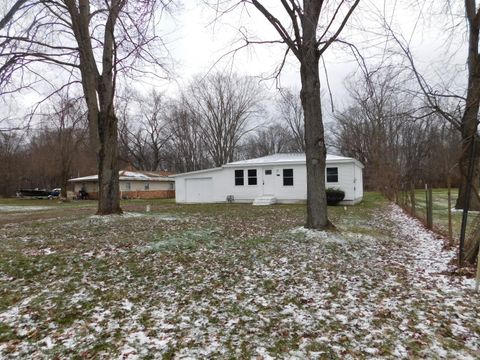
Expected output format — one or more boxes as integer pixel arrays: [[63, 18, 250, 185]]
[[0, 193, 479, 359], [402, 188, 480, 240]]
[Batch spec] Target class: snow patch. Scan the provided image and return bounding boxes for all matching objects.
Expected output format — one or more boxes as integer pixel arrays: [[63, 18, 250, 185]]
[[0, 205, 53, 212], [290, 227, 347, 244]]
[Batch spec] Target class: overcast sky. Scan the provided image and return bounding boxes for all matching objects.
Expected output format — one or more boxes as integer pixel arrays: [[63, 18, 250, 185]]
[[148, 0, 468, 119], [1, 0, 469, 126]]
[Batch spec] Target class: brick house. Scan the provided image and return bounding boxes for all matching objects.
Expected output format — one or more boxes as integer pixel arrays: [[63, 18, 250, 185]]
[[68, 170, 175, 199]]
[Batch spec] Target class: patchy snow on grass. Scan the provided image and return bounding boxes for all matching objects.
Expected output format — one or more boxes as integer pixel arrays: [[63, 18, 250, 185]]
[[0, 200, 479, 359], [290, 226, 348, 244], [387, 204, 456, 275], [88, 212, 144, 222], [0, 205, 53, 213]]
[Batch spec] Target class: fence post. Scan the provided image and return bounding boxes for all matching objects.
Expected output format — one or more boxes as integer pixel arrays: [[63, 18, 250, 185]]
[[447, 175, 453, 246], [424, 184, 428, 223], [428, 187, 433, 229], [476, 247, 480, 292], [425, 184, 433, 229], [410, 185, 416, 217]]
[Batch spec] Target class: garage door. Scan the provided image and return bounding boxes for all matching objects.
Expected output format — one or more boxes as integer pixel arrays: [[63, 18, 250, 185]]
[[185, 178, 214, 203]]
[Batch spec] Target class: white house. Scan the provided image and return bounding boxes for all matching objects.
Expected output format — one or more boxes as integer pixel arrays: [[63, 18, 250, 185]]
[[69, 170, 175, 199], [171, 153, 363, 205]]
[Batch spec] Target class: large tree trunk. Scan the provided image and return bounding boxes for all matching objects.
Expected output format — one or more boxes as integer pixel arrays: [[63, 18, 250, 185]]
[[300, 52, 330, 229], [456, 2, 480, 211], [60, 166, 69, 199], [96, 111, 121, 214], [464, 227, 480, 264], [455, 137, 480, 210]]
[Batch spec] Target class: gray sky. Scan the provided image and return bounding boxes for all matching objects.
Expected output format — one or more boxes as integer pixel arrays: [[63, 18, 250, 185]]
[[1, 0, 469, 126], [156, 0, 468, 116]]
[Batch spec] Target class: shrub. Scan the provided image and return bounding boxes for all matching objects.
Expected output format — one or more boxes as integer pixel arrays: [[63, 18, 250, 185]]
[[326, 188, 345, 205]]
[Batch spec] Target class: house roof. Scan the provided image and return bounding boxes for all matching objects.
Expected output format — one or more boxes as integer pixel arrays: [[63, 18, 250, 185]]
[[168, 167, 223, 178], [68, 170, 174, 183], [171, 153, 363, 178], [224, 153, 359, 167]]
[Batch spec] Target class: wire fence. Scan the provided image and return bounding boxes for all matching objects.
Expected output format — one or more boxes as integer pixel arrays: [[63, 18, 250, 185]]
[[396, 186, 480, 246]]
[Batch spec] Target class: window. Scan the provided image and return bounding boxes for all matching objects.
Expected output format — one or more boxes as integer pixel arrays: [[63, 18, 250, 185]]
[[248, 169, 257, 185], [125, 182, 131, 191], [326, 167, 338, 183], [265, 169, 272, 175], [144, 182, 150, 191], [235, 170, 244, 186], [283, 169, 294, 186]]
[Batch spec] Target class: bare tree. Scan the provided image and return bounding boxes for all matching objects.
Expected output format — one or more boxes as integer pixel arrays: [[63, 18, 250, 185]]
[[386, 3, 480, 212], [277, 88, 305, 152], [457, 1, 480, 212], [231, 0, 360, 229], [332, 65, 460, 199], [0, 130, 26, 196], [0, 0, 171, 214], [186, 72, 262, 167], [382, 1, 480, 264], [118, 91, 171, 171], [168, 99, 211, 172], [241, 122, 297, 158], [332, 67, 406, 197], [42, 94, 87, 198]]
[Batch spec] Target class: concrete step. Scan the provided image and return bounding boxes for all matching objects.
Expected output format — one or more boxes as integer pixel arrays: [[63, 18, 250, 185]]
[[252, 196, 277, 206]]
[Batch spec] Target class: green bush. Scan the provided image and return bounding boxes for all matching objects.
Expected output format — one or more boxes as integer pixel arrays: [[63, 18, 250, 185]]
[[326, 188, 345, 205]]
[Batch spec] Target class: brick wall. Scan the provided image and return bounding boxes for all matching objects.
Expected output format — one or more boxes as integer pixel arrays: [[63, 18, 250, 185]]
[[123, 190, 175, 199], [82, 190, 175, 200]]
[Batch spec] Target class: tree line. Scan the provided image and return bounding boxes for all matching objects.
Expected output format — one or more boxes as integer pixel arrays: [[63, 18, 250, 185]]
[[0, 73, 307, 197], [1, 69, 461, 201]]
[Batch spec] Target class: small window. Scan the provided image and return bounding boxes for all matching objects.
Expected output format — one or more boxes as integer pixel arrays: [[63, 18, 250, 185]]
[[283, 169, 294, 186], [265, 169, 272, 175], [248, 169, 257, 185], [144, 182, 150, 190], [327, 167, 338, 183], [125, 182, 131, 191], [169, 182, 174, 190], [235, 170, 244, 186]]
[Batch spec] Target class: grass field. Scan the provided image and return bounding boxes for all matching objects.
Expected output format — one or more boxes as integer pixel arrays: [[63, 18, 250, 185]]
[[0, 193, 479, 359], [400, 188, 480, 240]]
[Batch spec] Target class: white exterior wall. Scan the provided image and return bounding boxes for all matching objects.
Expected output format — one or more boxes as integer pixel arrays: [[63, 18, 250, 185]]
[[174, 170, 223, 203], [175, 161, 363, 204], [354, 163, 363, 201], [325, 162, 356, 201]]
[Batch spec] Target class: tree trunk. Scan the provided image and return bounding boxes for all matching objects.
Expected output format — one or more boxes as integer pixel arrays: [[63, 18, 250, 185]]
[[96, 111, 121, 214], [300, 52, 330, 229], [465, 215, 480, 264], [455, 3, 480, 211], [455, 137, 480, 210], [60, 168, 69, 199]]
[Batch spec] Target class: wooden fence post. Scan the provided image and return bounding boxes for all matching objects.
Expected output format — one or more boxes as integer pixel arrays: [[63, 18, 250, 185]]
[[476, 248, 480, 292], [410, 185, 416, 217], [447, 175, 453, 246], [424, 184, 428, 223], [425, 184, 433, 230]]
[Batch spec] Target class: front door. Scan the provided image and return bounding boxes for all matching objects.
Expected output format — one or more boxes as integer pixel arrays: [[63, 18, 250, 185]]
[[262, 168, 275, 195]]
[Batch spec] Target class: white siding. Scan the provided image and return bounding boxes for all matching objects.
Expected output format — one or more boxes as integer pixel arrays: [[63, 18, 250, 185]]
[[175, 160, 363, 204], [353, 163, 364, 200], [186, 178, 214, 203], [325, 162, 356, 201]]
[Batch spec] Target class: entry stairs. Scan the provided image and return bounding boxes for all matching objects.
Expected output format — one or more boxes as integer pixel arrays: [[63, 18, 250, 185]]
[[252, 196, 277, 206]]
